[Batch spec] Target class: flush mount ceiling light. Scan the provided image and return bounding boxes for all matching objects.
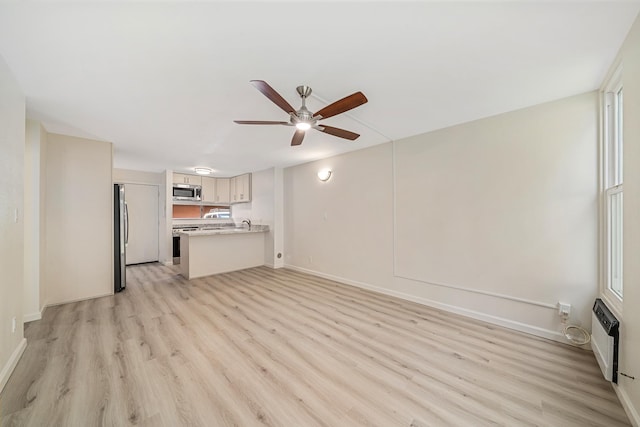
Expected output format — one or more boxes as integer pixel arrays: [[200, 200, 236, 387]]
[[317, 168, 332, 182], [194, 167, 213, 175]]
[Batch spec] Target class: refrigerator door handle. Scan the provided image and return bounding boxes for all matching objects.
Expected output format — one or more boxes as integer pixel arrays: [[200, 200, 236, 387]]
[[124, 201, 129, 245]]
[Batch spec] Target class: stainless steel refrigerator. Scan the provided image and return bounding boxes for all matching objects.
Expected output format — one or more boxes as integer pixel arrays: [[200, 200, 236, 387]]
[[114, 183, 128, 292]]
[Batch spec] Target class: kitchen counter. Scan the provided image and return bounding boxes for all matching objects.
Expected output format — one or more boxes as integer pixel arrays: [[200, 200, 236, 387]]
[[179, 225, 269, 279], [178, 224, 269, 237]]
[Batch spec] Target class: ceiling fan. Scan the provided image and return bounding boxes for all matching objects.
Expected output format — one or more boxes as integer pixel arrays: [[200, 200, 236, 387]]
[[234, 80, 368, 146]]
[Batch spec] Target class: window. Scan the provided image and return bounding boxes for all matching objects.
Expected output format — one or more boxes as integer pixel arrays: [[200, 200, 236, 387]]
[[603, 69, 623, 301], [607, 186, 623, 297]]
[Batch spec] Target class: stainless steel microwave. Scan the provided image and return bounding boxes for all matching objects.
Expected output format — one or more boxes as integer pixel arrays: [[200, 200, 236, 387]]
[[172, 184, 202, 201]]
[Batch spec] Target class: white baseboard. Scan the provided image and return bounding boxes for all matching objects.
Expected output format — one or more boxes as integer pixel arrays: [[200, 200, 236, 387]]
[[44, 291, 114, 309], [23, 311, 42, 323], [0, 338, 27, 394], [614, 384, 640, 427], [285, 264, 576, 347], [262, 262, 285, 270]]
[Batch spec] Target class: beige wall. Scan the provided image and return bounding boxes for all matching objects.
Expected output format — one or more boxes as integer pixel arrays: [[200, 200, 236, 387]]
[[284, 143, 394, 286], [231, 168, 283, 267], [0, 56, 26, 392], [23, 120, 47, 321], [44, 134, 113, 305], [38, 125, 48, 315], [113, 168, 163, 185], [284, 92, 598, 346], [616, 11, 640, 425], [395, 91, 598, 332]]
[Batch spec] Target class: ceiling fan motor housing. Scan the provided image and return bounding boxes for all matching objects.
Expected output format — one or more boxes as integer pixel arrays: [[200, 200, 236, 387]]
[[293, 106, 315, 124]]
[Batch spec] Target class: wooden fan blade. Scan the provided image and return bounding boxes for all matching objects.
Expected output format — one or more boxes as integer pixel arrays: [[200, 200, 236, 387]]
[[291, 130, 305, 146], [234, 120, 289, 125], [250, 80, 296, 114], [316, 125, 360, 140], [313, 91, 367, 119]]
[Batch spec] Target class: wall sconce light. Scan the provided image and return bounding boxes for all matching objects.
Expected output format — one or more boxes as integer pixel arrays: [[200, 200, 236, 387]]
[[317, 168, 332, 182], [194, 167, 213, 175]]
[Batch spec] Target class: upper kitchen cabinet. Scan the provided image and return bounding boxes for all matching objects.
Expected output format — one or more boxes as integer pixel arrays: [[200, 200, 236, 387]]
[[229, 177, 236, 203], [215, 178, 230, 204], [231, 173, 251, 203], [173, 173, 202, 186], [170, 172, 248, 204], [201, 176, 216, 203]]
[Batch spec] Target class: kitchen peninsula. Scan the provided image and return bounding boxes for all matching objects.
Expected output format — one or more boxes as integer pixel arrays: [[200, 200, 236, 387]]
[[179, 225, 269, 279]]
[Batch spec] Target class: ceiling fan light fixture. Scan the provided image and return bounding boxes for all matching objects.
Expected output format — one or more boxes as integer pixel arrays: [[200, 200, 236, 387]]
[[296, 122, 311, 131], [194, 167, 213, 175]]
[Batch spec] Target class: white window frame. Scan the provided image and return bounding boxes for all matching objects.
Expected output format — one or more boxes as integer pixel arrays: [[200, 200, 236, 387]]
[[600, 65, 623, 314], [606, 184, 623, 299]]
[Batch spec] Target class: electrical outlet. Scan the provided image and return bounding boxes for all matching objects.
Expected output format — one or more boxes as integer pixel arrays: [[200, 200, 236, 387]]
[[558, 302, 571, 317], [308, 255, 313, 264], [11, 317, 16, 333]]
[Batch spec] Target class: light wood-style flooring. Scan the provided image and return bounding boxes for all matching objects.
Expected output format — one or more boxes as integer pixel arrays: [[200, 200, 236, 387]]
[[0, 264, 631, 426]]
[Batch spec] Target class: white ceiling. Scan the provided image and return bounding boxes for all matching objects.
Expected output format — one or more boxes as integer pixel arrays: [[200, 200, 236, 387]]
[[1, 1, 638, 176]]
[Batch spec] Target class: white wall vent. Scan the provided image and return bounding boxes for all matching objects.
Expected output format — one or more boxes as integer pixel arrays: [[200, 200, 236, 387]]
[[591, 298, 620, 383]]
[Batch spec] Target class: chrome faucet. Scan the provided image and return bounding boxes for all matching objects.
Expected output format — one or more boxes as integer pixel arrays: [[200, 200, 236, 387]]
[[242, 219, 251, 228]]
